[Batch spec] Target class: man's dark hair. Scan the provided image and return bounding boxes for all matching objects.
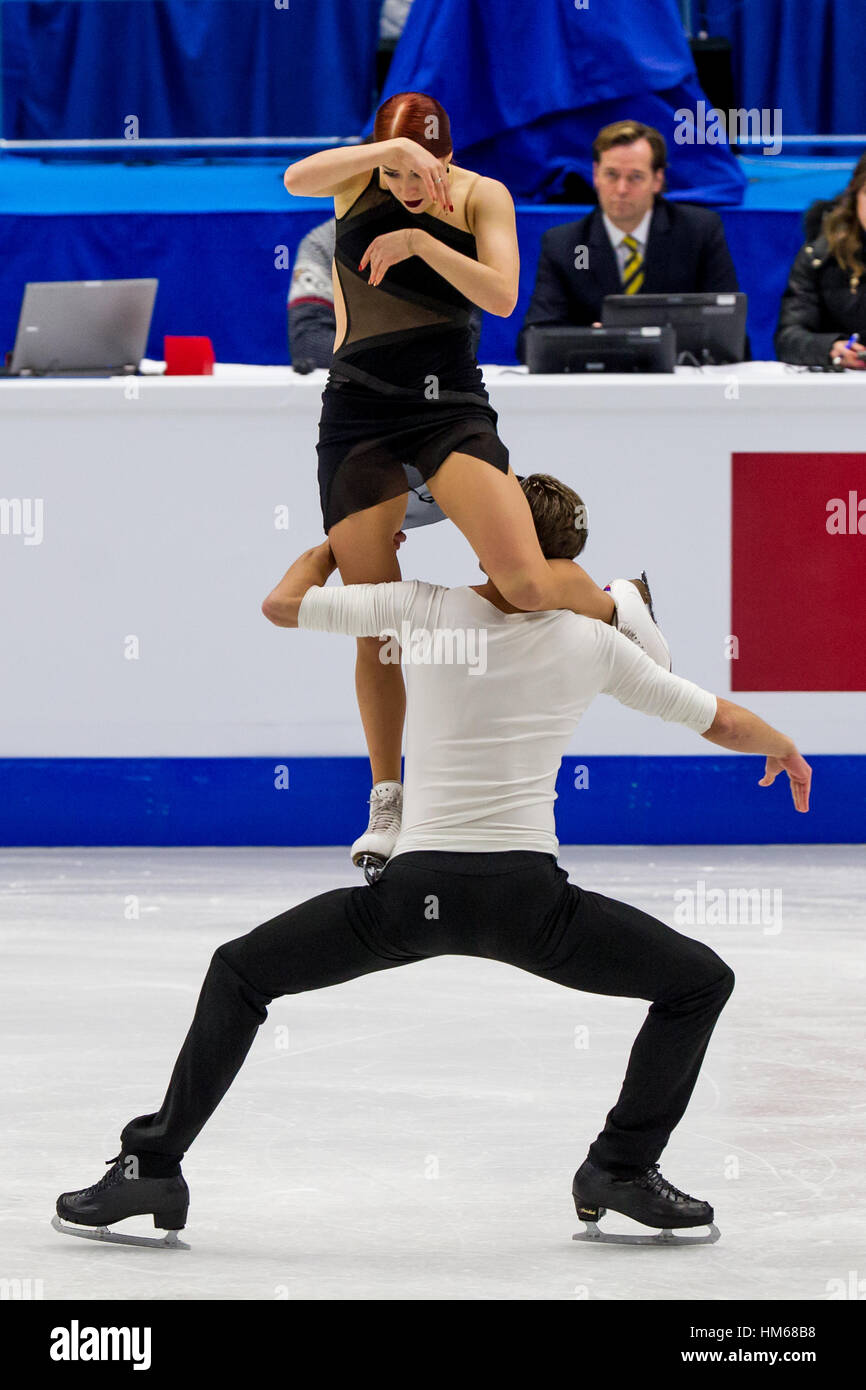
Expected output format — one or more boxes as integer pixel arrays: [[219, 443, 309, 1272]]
[[520, 474, 588, 559]]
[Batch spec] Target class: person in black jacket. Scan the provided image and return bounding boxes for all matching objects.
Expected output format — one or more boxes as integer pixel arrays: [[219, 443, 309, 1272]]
[[774, 152, 866, 369], [516, 120, 740, 362]]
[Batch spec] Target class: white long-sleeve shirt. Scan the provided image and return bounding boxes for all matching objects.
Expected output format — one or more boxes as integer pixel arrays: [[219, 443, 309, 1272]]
[[298, 580, 717, 860]]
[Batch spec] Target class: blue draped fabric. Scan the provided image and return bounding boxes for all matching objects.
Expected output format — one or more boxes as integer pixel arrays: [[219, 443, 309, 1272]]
[[704, 0, 866, 136], [0, 0, 382, 139], [368, 0, 746, 205]]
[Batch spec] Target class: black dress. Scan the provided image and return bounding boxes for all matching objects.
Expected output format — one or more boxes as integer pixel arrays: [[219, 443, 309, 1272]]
[[316, 169, 510, 532]]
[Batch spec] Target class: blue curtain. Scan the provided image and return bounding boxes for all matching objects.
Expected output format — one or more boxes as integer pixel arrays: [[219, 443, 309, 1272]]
[[370, 0, 746, 204], [703, 0, 866, 134], [1, 0, 382, 140]]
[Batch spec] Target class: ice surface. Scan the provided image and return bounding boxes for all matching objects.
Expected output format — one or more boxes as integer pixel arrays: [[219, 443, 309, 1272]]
[[1, 845, 863, 1301]]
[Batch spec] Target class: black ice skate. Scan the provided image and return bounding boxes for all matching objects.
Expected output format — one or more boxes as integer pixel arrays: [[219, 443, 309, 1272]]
[[53, 1153, 190, 1249], [571, 1158, 720, 1246]]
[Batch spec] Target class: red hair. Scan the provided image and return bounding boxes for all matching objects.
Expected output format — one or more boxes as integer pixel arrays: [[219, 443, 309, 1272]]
[[373, 92, 452, 160]]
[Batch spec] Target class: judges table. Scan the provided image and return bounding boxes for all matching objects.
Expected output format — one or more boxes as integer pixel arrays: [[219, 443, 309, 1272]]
[[1, 361, 864, 838]]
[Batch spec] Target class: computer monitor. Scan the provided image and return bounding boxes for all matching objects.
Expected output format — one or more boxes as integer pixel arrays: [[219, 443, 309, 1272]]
[[5, 279, 158, 377], [524, 324, 676, 374], [601, 292, 747, 365]]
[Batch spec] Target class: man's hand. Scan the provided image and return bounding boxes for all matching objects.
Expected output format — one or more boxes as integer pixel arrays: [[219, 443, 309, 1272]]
[[394, 530, 407, 551], [759, 749, 812, 812]]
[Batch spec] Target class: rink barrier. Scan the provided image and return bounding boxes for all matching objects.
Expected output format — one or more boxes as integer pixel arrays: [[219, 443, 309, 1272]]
[[0, 755, 859, 845]]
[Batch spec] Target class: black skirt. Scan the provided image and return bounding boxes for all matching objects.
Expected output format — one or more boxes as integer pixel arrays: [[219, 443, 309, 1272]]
[[315, 368, 510, 533]]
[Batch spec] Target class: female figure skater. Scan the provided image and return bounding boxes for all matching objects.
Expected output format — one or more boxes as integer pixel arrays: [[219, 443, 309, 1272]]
[[266, 92, 658, 872]]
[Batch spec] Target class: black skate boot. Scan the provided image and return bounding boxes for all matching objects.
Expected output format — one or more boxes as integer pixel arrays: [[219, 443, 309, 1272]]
[[571, 1158, 720, 1245], [53, 1152, 190, 1249]]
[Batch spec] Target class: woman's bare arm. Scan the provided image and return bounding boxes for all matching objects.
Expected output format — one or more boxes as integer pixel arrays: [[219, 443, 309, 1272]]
[[410, 178, 519, 316], [284, 139, 401, 198]]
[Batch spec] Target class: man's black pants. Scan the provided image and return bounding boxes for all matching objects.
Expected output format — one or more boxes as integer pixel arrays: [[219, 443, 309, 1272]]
[[121, 851, 735, 1177]]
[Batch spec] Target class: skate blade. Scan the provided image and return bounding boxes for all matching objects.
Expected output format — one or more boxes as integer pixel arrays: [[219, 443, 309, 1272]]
[[638, 570, 658, 622], [51, 1214, 190, 1249], [627, 570, 673, 671], [572, 1220, 720, 1246], [353, 852, 386, 884]]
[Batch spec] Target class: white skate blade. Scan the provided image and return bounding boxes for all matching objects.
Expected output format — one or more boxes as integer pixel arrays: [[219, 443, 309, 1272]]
[[51, 1213, 190, 1249], [572, 1220, 720, 1246]]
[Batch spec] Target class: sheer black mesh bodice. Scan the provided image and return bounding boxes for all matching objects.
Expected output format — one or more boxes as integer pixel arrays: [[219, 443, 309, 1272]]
[[331, 170, 485, 397]]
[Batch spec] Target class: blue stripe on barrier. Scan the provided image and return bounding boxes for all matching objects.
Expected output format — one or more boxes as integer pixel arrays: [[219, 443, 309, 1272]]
[[0, 756, 861, 846]]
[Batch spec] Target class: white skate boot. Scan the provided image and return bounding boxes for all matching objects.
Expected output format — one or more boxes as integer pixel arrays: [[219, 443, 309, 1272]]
[[605, 571, 672, 671], [351, 780, 403, 884]]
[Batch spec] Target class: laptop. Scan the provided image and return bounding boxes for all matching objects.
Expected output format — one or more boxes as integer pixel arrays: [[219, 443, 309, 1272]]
[[0, 278, 158, 377]]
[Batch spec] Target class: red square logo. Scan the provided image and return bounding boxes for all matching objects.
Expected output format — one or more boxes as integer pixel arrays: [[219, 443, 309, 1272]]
[[731, 452, 866, 690]]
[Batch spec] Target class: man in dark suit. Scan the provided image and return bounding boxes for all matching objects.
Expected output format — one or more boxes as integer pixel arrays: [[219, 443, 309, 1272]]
[[516, 121, 740, 361]]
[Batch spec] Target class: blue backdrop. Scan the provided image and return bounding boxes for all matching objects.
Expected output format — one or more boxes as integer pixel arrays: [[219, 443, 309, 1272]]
[[0, 0, 382, 139], [704, 0, 866, 136], [2, 0, 743, 204], [4, 2, 864, 154], [368, 0, 746, 204]]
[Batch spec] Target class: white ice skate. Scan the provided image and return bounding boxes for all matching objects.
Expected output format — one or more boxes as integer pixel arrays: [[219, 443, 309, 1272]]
[[605, 572, 672, 671], [351, 780, 403, 884]]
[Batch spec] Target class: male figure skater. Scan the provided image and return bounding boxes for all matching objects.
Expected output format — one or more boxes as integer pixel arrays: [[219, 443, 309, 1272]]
[[54, 477, 811, 1247]]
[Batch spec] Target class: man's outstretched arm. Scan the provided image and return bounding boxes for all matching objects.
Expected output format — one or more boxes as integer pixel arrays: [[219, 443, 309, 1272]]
[[600, 628, 812, 814], [700, 696, 812, 813]]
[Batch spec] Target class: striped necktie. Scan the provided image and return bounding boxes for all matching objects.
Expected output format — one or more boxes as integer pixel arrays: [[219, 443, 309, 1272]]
[[622, 234, 644, 294]]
